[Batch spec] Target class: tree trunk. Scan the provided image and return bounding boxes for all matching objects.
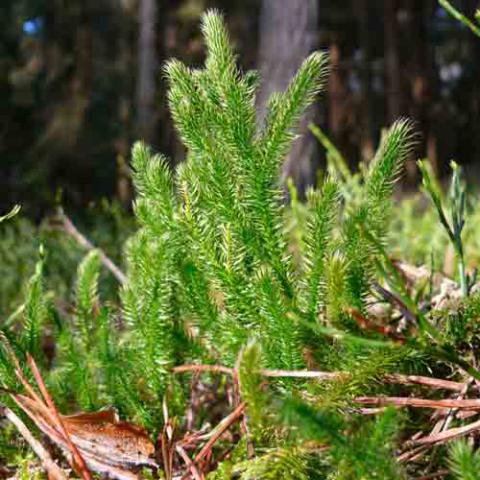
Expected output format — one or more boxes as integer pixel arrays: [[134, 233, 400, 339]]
[[136, 0, 158, 144], [256, 0, 319, 196], [357, 0, 375, 161], [384, 0, 402, 124], [116, 0, 136, 206], [407, 0, 437, 177]]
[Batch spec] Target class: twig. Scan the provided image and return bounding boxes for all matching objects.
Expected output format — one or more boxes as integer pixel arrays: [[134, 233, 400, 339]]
[[173, 364, 466, 391], [398, 445, 428, 463], [420, 379, 474, 469], [1, 405, 68, 480], [262, 369, 341, 380], [383, 373, 466, 392], [176, 445, 204, 480], [27, 355, 92, 480], [55, 210, 127, 285], [355, 396, 480, 410], [194, 402, 245, 465], [413, 417, 480, 445], [436, 380, 473, 432]]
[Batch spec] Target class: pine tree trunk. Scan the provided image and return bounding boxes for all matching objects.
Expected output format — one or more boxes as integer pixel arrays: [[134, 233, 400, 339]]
[[136, 0, 158, 144], [256, 0, 319, 196], [116, 1, 136, 205], [357, 0, 375, 161], [408, 0, 437, 177], [384, 0, 402, 124]]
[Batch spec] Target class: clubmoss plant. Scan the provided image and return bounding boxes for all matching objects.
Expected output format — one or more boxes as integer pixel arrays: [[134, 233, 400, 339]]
[[4, 9, 472, 480]]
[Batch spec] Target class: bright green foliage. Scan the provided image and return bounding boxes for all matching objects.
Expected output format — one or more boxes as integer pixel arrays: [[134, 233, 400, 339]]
[[0, 245, 48, 393], [331, 408, 404, 480], [75, 249, 101, 323], [52, 250, 112, 410], [310, 120, 416, 316], [120, 141, 181, 423], [363, 119, 415, 242], [283, 399, 404, 480], [449, 441, 480, 480], [232, 448, 322, 480], [21, 247, 47, 359], [0, 9, 449, 479], [237, 341, 270, 444], [302, 180, 340, 321], [155, 9, 332, 373], [340, 120, 415, 312]]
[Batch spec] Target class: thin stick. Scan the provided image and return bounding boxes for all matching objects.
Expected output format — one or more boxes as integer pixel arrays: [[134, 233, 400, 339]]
[[398, 445, 428, 463], [194, 402, 245, 465], [173, 364, 466, 391], [1, 405, 68, 480], [56, 210, 127, 285], [422, 380, 474, 468], [27, 355, 93, 480], [176, 445, 204, 480], [437, 380, 474, 432], [399, 381, 475, 464], [355, 396, 480, 410], [383, 373, 466, 392], [262, 369, 341, 380], [414, 417, 480, 445]]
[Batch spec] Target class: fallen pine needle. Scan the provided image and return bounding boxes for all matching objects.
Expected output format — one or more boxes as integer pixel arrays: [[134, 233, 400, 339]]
[[355, 396, 480, 410], [414, 418, 480, 445], [173, 364, 466, 391]]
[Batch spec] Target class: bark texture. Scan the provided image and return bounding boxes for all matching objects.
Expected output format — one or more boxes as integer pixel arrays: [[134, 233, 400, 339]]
[[257, 0, 320, 195], [136, 0, 158, 143]]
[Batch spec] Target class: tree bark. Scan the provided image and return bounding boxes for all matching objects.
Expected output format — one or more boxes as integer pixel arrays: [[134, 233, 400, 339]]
[[256, 0, 319, 196], [407, 0, 437, 177], [116, 0, 136, 205], [357, 0, 375, 161], [384, 0, 402, 124], [136, 0, 158, 144]]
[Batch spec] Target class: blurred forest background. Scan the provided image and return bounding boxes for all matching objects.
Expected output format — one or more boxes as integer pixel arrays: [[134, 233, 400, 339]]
[[2, 0, 479, 217]]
